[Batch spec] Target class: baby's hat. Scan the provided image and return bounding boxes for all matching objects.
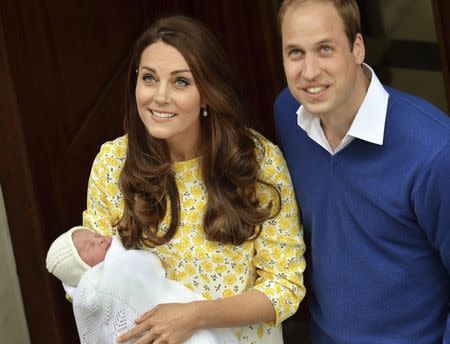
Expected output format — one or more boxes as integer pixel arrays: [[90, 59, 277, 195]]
[[46, 226, 91, 287]]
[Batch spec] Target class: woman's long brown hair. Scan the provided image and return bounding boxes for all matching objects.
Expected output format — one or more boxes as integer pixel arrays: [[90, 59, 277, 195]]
[[117, 16, 280, 248]]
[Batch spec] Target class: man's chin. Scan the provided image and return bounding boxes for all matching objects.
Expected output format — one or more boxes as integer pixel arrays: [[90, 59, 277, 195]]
[[302, 101, 330, 116]]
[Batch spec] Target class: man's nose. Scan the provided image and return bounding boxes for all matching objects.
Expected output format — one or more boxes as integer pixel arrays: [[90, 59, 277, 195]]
[[302, 55, 321, 80]]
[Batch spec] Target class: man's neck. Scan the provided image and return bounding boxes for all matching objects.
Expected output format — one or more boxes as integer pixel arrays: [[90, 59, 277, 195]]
[[320, 67, 370, 151], [320, 118, 352, 151]]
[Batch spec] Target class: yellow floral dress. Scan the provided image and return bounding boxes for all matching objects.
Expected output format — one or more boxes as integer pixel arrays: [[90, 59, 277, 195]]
[[82, 132, 306, 343]]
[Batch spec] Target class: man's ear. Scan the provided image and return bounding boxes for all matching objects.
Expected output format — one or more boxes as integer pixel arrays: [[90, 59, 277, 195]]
[[352, 33, 365, 64]]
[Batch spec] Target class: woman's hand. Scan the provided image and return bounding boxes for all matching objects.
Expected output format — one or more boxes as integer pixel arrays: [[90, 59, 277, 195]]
[[116, 302, 200, 344], [116, 289, 275, 343]]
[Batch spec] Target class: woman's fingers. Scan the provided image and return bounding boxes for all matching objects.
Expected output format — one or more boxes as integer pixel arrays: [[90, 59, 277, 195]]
[[117, 307, 158, 342], [135, 306, 158, 324], [116, 322, 150, 343], [135, 329, 157, 344]]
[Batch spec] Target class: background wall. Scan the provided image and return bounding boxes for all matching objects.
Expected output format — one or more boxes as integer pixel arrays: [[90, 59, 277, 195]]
[[363, 0, 448, 112], [0, 185, 30, 343]]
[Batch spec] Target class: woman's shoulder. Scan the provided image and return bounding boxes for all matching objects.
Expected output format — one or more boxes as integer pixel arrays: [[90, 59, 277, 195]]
[[95, 135, 128, 160], [248, 129, 283, 162], [90, 135, 128, 174]]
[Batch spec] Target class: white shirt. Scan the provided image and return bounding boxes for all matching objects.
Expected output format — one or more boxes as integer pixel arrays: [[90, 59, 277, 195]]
[[297, 64, 389, 155]]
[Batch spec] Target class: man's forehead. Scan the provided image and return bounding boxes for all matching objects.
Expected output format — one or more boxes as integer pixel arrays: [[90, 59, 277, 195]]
[[282, 2, 344, 33], [282, 12, 346, 47], [282, 30, 341, 50]]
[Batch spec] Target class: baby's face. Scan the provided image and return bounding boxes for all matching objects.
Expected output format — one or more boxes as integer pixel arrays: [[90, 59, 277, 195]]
[[72, 229, 112, 267]]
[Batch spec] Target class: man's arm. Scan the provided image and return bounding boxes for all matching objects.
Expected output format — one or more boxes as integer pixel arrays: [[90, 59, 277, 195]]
[[412, 142, 450, 340]]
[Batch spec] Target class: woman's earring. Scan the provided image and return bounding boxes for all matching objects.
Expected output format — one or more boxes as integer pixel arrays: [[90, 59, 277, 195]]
[[202, 105, 208, 117]]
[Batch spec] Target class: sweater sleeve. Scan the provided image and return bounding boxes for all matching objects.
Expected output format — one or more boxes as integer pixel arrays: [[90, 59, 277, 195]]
[[412, 142, 450, 340], [252, 141, 306, 325], [82, 138, 126, 236]]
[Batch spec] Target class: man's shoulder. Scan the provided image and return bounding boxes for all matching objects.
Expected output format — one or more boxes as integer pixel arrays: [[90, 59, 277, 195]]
[[385, 86, 450, 161], [274, 87, 300, 115], [275, 87, 296, 103], [386, 86, 450, 132]]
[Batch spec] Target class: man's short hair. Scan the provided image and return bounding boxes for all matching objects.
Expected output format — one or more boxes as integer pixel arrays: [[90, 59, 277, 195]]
[[278, 0, 361, 49]]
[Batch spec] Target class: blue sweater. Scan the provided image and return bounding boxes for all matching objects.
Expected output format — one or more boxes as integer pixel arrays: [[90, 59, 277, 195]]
[[274, 86, 450, 343]]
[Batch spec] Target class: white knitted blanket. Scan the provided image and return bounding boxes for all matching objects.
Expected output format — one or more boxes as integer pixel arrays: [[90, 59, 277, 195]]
[[66, 238, 239, 344]]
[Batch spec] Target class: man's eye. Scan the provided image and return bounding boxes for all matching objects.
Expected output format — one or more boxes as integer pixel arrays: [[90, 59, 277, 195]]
[[321, 46, 333, 53], [289, 49, 301, 57]]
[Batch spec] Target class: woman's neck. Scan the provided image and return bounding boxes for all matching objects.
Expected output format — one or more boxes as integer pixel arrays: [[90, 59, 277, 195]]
[[167, 134, 203, 162]]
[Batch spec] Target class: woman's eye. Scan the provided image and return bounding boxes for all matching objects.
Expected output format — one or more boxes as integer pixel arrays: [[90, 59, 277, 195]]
[[143, 74, 156, 83], [175, 78, 189, 87]]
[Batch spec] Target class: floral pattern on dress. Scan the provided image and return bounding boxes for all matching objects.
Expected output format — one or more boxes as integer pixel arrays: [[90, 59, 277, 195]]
[[82, 132, 306, 343]]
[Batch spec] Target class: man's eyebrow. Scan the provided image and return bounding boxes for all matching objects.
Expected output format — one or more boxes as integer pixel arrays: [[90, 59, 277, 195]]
[[315, 39, 334, 46], [283, 39, 335, 51], [283, 44, 301, 52]]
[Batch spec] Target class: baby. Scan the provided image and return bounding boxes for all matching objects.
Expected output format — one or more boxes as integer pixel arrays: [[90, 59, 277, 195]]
[[46, 227, 239, 344], [46, 226, 112, 287]]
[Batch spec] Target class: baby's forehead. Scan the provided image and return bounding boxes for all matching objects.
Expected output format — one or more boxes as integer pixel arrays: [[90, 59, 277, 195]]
[[72, 229, 95, 245]]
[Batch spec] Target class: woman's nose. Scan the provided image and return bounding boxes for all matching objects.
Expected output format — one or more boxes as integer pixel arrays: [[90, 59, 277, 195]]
[[154, 83, 171, 104]]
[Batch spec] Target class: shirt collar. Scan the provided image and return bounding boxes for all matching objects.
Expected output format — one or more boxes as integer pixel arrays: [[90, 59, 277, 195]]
[[297, 64, 389, 146]]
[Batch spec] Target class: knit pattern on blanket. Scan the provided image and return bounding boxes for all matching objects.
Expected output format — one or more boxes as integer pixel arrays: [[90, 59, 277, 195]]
[[71, 238, 239, 344]]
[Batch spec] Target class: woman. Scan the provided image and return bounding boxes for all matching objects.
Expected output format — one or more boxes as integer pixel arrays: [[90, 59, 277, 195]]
[[82, 15, 305, 344]]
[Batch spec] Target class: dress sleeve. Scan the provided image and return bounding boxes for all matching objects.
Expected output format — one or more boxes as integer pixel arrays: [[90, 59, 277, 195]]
[[82, 139, 125, 236], [252, 142, 306, 325]]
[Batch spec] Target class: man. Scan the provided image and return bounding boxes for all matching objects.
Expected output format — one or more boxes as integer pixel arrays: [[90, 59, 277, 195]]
[[274, 0, 450, 343]]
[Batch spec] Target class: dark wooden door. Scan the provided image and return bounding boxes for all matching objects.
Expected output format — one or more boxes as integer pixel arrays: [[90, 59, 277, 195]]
[[0, 1, 284, 342], [1, 1, 145, 342]]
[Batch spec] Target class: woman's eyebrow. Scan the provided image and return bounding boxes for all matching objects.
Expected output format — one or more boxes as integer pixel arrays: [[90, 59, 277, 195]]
[[171, 69, 191, 75]]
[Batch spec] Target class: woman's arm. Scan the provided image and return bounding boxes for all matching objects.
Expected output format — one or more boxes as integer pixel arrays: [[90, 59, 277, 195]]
[[195, 288, 275, 327], [251, 139, 306, 325], [82, 137, 127, 235], [117, 289, 274, 344]]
